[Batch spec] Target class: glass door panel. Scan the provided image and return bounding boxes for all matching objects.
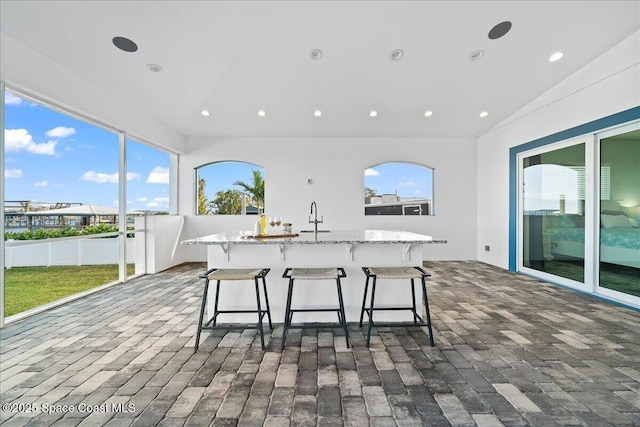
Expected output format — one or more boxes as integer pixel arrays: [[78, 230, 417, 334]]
[[522, 143, 586, 283], [599, 129, 640, 297]]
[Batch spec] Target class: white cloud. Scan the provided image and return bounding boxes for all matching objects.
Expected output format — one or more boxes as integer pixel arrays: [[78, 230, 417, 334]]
[[147, 202, 159, 207], [5, 129, 57, 155], [5, 93, 24, 106], [146, 166, 169, 184], [35, 181, 48, 187], [153, 197, 169, 203], [137, 197, 149, 202], [82, 171, 140, 183], [45, 126, 76, 138], [5, 169, 23, 179], [365, 168, 380, 176]]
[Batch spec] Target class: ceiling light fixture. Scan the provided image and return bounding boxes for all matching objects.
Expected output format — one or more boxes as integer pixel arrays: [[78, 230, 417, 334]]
[[549, 51, 564, 62], [488, 21, 512, 40], [146, 63, 162, 73], [479, 111, 489, 118], [424, 110, 433, 117], [112, 36, 138, 53], [369, 110, 378, 118], [200, 109, 210, 117], [389, 49, 404, 61], [469, 50, 484, 61], [257, 110, 266, 117], [313, 110, 322, 117], [310, 49, 323, 60]]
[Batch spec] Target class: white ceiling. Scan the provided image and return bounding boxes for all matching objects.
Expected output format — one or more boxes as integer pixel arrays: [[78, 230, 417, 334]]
[[1, 1, 639, 139]]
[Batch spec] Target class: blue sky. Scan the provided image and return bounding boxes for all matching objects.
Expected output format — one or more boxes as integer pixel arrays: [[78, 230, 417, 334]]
[[197, 162, 264, 199], [4, 92, 170, 211], [365, 163, 433, 199]]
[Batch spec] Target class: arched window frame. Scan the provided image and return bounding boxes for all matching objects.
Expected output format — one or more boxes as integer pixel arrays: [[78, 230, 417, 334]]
[[195, 161, 265, 215]]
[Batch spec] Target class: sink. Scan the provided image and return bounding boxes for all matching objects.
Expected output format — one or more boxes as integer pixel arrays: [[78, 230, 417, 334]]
[[300, 230, 331, 233]]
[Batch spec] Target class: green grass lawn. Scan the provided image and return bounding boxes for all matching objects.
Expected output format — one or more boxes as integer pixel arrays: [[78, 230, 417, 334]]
[[4, 264, 135, 317]]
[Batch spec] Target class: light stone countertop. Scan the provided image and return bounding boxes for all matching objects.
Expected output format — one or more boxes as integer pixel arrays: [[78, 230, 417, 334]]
[[181, 229, 447, 245]]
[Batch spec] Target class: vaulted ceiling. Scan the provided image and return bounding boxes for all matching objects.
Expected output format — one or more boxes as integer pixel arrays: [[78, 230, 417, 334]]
[[1, 1, 639, 138]]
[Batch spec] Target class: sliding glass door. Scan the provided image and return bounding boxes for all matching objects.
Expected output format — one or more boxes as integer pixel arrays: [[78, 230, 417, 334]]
[[597, 125, 640, 299], [518, 120, 640, 308], [520, 139, 589, 289]]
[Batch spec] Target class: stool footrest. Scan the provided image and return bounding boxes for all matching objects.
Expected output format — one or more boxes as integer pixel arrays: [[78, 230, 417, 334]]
[[214, 309, 270, 314], [200, 323, 269, 331], [366, 320, 428, 328], [203, 311, 269, 327], [363, 306, 418, 312], [284, 322, 350, 330], [288, 308, 342, 313]]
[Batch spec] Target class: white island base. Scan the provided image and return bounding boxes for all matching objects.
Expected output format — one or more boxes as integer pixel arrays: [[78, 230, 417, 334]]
[[183, 230, 446, 324]]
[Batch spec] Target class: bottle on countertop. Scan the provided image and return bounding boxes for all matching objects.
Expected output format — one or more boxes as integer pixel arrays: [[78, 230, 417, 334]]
[[259, 214, 267, 235]]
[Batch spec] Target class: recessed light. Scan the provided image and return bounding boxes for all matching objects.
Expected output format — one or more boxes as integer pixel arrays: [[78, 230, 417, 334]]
[[310, 49, 323, 60], [488, 21, 512, 40], [424, 110, 433, 117], [200, 110, 210, 117], [469, 50, 484, 61], [257, 110, 266, 117], [549, 51, 564, 62], [146, 63, 162, 73], [389, 49, 404, 61], [479, 111, 489, 118], [313, 110, 322, 117], [369, 110, 378, 118], [112, 36, 138, 53]]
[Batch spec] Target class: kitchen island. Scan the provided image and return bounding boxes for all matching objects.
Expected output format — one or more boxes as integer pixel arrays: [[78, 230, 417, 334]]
[[182, 230, 446, 323]]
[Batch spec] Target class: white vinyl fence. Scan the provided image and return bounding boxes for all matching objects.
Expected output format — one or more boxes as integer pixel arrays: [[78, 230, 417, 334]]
[[5, 234, 135, 268]]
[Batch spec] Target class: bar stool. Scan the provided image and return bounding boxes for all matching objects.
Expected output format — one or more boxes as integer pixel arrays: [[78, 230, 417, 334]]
[[360, 266, 434, 348], [281, 268, 350, 350], [195, 268, 272, 352]]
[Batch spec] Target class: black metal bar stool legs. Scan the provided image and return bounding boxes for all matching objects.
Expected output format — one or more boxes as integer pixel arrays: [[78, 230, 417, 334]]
[[195, 268, 272, 352], [281, 267, 350, 350], [360, 266, 434, 348]]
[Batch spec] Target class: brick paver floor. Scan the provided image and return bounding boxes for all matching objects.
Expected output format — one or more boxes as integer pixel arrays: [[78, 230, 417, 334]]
[[1, 261, 639, 426]]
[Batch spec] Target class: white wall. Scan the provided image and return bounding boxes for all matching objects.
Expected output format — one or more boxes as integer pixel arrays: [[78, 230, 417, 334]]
[[179, 137, 478, 262], [477, 30, 640, 269], [135, 215, 188, 274]]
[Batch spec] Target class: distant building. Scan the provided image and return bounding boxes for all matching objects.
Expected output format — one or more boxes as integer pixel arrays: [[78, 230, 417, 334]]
[[364, 194, 432, 215], [4, 201, 142, 232]]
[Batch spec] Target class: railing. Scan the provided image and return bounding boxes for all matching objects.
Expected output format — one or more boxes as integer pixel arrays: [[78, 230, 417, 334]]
[[4, 233, 135, 268]]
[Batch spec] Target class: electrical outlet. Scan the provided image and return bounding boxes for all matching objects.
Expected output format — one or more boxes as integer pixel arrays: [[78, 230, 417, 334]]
[[484, 245, 490, 252]]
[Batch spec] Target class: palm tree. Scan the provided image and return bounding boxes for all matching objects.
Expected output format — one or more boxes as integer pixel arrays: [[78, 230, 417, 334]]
[[197, 177, 210, 215], [233, 170, 264, 212]]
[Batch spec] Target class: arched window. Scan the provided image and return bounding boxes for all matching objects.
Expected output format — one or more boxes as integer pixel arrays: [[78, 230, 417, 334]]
[[364, 162, 434, 216], [195, 161, 265, 215]]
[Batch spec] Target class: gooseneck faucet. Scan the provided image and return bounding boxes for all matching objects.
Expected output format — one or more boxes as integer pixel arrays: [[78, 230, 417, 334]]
[[309, 201, 323, 233]]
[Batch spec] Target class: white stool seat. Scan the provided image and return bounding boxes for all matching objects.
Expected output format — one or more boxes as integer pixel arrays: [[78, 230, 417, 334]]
[[290, 268, 339, 280], [206, 268, 264, 281], [369, 267, 424, 279]]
